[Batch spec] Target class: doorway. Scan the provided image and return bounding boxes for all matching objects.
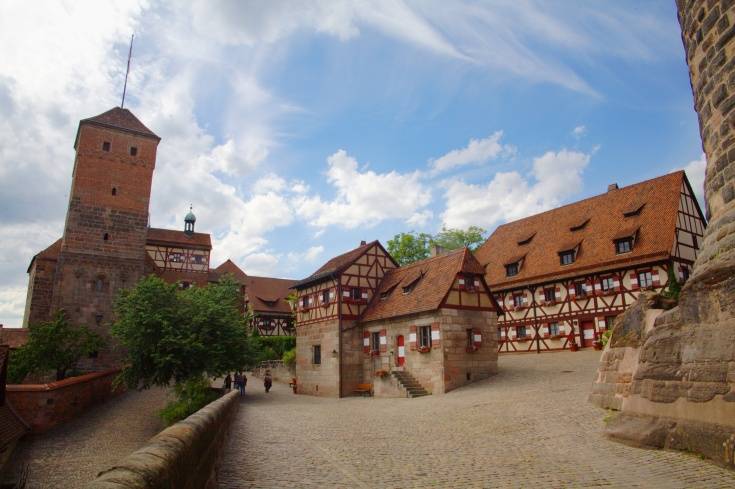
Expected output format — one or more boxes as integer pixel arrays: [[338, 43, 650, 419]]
[[581, 320, 596, 348]]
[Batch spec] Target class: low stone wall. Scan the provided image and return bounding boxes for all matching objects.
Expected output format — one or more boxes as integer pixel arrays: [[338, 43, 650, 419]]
[[7, 368, 123, 433], [252, 361, 294, 384], [85, 390, 239, 489]]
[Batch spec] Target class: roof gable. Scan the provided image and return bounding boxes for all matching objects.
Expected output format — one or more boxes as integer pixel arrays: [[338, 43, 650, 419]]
[[475, 171, 691, 288], [213, 259, 248, 283], [244, 276, 298, 314], [361, 248, 485, 322], [294, 241, 397, 288]]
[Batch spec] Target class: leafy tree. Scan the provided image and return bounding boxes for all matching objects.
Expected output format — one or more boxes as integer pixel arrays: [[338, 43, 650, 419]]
[[387, 231, 432, 266], [8, 310, 104, 382], [432, 226, 487, 251], [112, 275, 252, 390], [158, 375, 220, 426]]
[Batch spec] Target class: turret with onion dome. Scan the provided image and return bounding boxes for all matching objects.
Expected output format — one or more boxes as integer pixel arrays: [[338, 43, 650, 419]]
[[184, 205, 196, 235]]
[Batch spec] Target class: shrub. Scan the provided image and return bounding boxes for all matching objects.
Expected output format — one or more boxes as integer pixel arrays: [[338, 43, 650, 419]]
[[282, 348, 296, 368], [600, 329, 613, 347], [159, 376, 220, 426]]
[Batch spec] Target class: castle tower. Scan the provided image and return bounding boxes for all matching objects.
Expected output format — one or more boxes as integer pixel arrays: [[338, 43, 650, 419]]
[[602, 2, 735, 467], [51, 107, 160, 366]]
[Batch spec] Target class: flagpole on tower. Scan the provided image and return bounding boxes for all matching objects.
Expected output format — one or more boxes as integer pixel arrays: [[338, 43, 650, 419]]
[[121, 34, 134, 108]]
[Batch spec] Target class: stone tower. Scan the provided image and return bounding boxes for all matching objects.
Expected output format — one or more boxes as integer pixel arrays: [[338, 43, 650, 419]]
[[601, 1, 735, 467], [51, 107, 160, 366]]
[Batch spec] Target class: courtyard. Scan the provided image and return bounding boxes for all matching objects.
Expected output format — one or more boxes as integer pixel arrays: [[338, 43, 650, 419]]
[[219, 350, 735, 488]]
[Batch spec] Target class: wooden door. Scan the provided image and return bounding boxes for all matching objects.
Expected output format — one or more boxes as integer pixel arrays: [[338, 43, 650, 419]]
[[581, 320, 596, 348], [396, 335, 405, 367]]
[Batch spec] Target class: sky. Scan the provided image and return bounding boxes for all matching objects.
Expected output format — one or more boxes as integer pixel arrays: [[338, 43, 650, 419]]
[[0, 1, 707, 327]]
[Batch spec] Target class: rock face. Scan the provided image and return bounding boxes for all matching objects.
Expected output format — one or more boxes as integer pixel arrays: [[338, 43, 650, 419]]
[[597, 1, 735, 468]]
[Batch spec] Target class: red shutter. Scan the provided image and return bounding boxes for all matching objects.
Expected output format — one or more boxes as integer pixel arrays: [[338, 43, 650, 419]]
[[363, 330, 370, 354], [379, 329, 387, 353], [568, 285, 576, 298], [615, 275, 622, 292], [431, 323, 441, 348], [630, 272, 640, 291], [409, 325, 417, 351], [473, 328, 482, 348], [652, 270, 661, 287]]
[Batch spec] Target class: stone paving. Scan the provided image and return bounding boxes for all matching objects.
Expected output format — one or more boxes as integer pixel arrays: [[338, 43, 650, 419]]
[[219, 351, 735, 488], [12, 387, 169, 488]]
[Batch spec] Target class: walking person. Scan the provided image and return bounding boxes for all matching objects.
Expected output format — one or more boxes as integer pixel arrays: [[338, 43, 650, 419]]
[[234, 372, 244, 397], [242, 372, 248, 395], [264, 370, 273, 393], [224, 373, 232, 392]]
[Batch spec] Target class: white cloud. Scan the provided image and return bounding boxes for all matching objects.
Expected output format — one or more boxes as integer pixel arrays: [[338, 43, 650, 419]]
[[441, 149, 590, 229], [0, 286, 27, 328], [572, 125, 586, 138], [287, 245, 325, 264], [295, 149, 432, 229], [242, 252, 280, 276], [681, 153, 706, 205], [430, 131, 515, 174]]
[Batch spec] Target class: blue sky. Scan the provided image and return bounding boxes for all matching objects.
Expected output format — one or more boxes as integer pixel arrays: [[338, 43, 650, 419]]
[[0, 1, 706, 327]]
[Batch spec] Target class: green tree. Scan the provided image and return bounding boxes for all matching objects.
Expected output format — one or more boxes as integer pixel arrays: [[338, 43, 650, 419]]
[[387, 231, 432, 266], [432, 226, 487, 251], [112, 275, 252, 390], [8, 310, 104, 382]]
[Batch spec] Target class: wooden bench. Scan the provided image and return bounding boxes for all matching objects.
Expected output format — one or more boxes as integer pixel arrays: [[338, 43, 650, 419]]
[[354, 383, 373, 397]]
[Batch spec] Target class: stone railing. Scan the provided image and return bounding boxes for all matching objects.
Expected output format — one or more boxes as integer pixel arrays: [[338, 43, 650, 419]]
[[85, 390, 239, 489], [7, 368, 123, 432]]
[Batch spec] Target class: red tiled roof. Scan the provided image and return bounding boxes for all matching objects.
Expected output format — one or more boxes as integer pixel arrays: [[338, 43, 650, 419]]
[[0, 328, 29, 349], [245, 276, 297, 315], [475, 171, 698, 289], [295, 240, 396, 288], [213, 259, 248, 283], [79, 107, 160, 141], [361, 248, 485, 322], [146, 228, 211, 249]]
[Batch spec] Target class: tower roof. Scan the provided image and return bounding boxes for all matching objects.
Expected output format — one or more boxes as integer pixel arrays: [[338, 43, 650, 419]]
[[75, 107, 160, 147]]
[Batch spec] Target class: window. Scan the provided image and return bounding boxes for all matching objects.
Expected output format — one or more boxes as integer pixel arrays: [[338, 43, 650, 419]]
[[178, 281, 191, 290], [513, 294, 524, 308], [681, 266, 690, 282], [94, 278, 104, 293], [312, 345, 321, 365], [418, 325, 432, 349], [549, 323, 560, 336], [604, 316, 616, 329], [466, 329, 474, 349], [349, 287, 363, 301], [560, 250, 575, 265], [517, 325, 527, 338], [300, 296, 310, 309], [130, 146, 138, 156], [111, 187, 117, 196], [102, 141, 111, 152], [601, 277, 615, 292], [543, 288, 555, 303], [402, 283, 416, 294], [615, 238, 632, 254], [103, 233, 109, 241], [193, 255, 204, 264], [371, 331, 380, 354], [462, 274, 476, 291], [574, 282, 586, 297], [169, 252, 183, 263], [321, 290, 330, 304], [505, 262, 519, 277], [638, 271, 653, 289]]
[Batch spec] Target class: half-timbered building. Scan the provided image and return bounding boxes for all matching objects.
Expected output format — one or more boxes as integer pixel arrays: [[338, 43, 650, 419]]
[[293, 242, 500, 397], [474, 171, 705, 354], [211, 259, 297, 336]]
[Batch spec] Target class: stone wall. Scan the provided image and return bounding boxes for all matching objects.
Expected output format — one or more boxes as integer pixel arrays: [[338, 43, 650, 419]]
[[295, 318, 340, 397], [6, 368, 123, 432], [595, 1, 735, 468], [85, 390, 239, 489]]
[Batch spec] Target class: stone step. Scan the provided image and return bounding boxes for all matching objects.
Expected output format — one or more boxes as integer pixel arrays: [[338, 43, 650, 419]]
[[391, 370, 429, 398]]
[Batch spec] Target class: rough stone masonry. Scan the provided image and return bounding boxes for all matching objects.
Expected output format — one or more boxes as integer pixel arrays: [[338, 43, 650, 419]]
[[601, 0, 735, 467]]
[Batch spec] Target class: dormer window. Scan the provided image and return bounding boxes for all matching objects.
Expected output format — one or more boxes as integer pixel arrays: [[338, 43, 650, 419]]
[[517, 232, 535, 246], [623, 202, 645, 217], [570, 218, 590, 231], [615, 238, 632, 254], [560, 250, 575, 265], [380, 283, 398, 300], [505, 262, 519, 277]]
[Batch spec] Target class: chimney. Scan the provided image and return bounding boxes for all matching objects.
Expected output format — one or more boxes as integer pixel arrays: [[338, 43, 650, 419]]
[[430, 244, 448, 258], [608, 183, 619, 192], [360, 240, 367, 246]]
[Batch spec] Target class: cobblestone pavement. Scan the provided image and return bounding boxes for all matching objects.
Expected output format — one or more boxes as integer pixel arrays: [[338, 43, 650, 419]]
[[12, 387, 169, 488], [219, 351, 735, 489]]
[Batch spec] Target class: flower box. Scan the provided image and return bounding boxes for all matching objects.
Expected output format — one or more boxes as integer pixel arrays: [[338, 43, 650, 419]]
[[517, 337, 530, 342], [417, 346, 431, 353], [370, 350, 380, 357], [375, 369, 389, 378]]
